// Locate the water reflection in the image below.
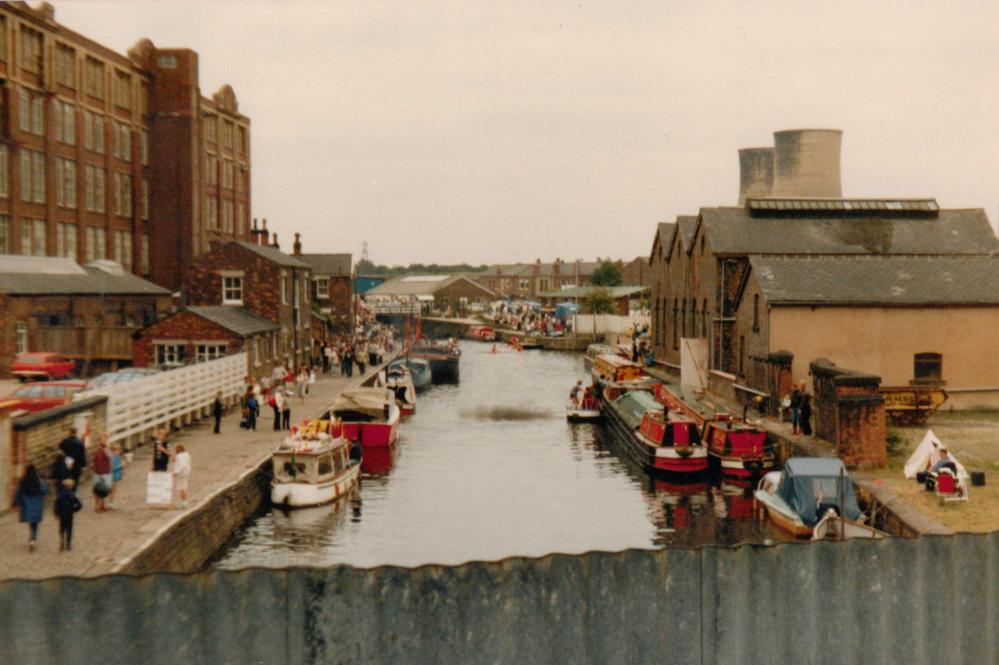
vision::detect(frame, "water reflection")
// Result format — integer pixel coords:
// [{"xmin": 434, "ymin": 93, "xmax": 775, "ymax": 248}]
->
[{"xmin": 213, "ymin": 342, "xmax": 786, "ymax": 571}]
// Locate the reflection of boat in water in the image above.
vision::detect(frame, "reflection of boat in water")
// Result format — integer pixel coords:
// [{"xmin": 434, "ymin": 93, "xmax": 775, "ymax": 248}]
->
[
  {"xmin": 604, "ymin": 390, "xmax": 709, "ymax": 475},
  {"xmin": 361, "ymin": 443, "xmax": 398, "ymax": 475},
  {"xmin": 271, "ymin": 497, "xmax": 349, "ymax": 533},
  {"xmin": 389, "ymin": 357, "xmax": 432, "ymax": 391},
  {"xmin": 754, "ymin": 458, "xmax": 888, "ymax": 540},
  {"xmin": 270, "ymin": 426, "xmax": 361, "ymax": 508}
]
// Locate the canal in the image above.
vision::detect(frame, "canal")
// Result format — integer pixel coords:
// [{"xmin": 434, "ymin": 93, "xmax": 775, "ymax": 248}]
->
[{"xmin": 212, "ymin": 341, "xmax": 788, "ymax": 570}]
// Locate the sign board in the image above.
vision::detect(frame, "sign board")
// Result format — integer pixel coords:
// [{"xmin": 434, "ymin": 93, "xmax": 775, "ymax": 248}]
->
[{"xmin": 146, "ymin": 471, "xmax": 173, "ymax": 506}]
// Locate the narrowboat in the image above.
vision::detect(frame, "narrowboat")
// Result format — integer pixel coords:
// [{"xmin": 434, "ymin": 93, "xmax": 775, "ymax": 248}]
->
[
  {"xmin": 385, "ymin": 365, "xmax": 417, "ymax": 416},
  {"xmin": 270, "ymin": 428, "xmax": 361, "ymax": 509},
  {"xmin": 656, "ymin": 385, "xmax": 774, "ymax": 477},
  {"xmin": 604, "ymin": 390, "xmax": 709, "ymax": 475},
  {"xmin": 583, "ymin": 343, "xmax": 617, "ymax": 370},
  {"xmin": 412, "ymin": 340, "xmax": 461, "ymax": 383},
  {"xmin": 466, "ymin": 325, "xmax": 496, "ymax": 341},
  {"xmin": 389, "ymin": 357, "xmax": 432, "ymax": 391},
  {"xmin": 326, "ymin": 387, "xmax": 400, "ymax": 447},
  {"xmin": 591, "ymin": 354, "xmax": 656, "ymax": 401},
  {"xmin": 754, "ymin": 458, "xmax": 887, "ymax": 540}
]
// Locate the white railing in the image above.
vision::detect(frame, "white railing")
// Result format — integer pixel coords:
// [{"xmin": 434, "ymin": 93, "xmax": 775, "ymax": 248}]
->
[
  {"xmin": 75, "ymin": 353, "xmax": 247, "ymax": 446},
  {"xmin": 573, "ymin": 314, "xmax": 651, "ymax": 335},
  {"xmin": 365, "ymin": 302, "xmax": 424, "ymax": 315}
]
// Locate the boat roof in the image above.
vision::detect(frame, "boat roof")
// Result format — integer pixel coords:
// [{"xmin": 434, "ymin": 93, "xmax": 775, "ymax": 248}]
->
[
  {"xmin": 331, "ymin": 387, "xmax": 393, "ymax": 417},
  {"xmin": 784, "ymin": 457, "xmax": 848, "ymax": 477},
  {"xmin": 596, "ymin": 354, "xmax": 641, "ymax": 368},
  {"xmin": 612, "ymin": 390, "xmax": 663, "ymax": 429}
]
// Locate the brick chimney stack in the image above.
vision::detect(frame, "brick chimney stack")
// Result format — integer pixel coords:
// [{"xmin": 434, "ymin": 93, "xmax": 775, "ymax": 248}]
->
[
  {"xmin": 293, "ymin": 232, "xmax": 302, "ymax": 256},
  {"xmin": 272, "ymin": 232, "xmax": 280, "ymax": 250},
  {"xmin": 260, "ymin": 218, "xmax": 270, "ymax": 246}
]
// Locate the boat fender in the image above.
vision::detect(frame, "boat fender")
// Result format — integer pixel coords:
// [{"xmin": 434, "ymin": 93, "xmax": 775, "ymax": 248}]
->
[{"xmin": 675, "ymin": 445, "xmax": 693, "ymax": 458}]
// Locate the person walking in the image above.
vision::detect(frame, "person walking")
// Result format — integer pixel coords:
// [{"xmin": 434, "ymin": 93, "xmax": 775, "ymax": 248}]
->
[
  {"xmin": 271, "ymin": 389, "xmax": 283, "ymax": 431},
  {"xmin": 799, "ymin": 383, "xmax": 813, "ymax": 436},
  {"xmin": 13, "ymin": 465, "xmax": 47, "ymax": 552},
  {"xmin": 342, "ymin": 344, "xmax": 353, "ymax": 378},
  {"xmin": 109, "ymin": 444, "xmax": 125, "ymax": 509},
  {"xmin": 356, "ymin": 341, "xmax": 367, "ymax": 376},
  {"xmin": 91, "ymin": 436, "xmax": 113, "ymax": 513},
  {"xmin": 172, "ymin": 444, "xmax": 192, "ymax": 509},
  {"xmin": 297, "ymin": 368, "xmax": 309, "ymax": 405},
  {"xmin": 54, "ymin": 479, "xmax": 82, "ymax": 551},
  {"xmin": 281, "ymin": 391, "xmax": 292, "ymax": 430},
  {"xmin": 59, "ymin": 427, "xmax": 87, "ymax": 492},
  {"xmin": 152, "ymin": 429, "xmax": 172, "ymax": 472},
  {"xmin": 789, "ymin": 384, "xmax": 803, "ymax": 435},
  {"xmin": 213, "ymin": 391, "xmax": 224, "ymax": 434},
  {"xmin": 245, "ymin": 392, "xmax": 258, "ymax": 430}
]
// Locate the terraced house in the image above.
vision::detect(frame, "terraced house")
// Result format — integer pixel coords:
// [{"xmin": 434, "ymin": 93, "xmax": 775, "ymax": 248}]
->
[{"xmin": 0, "ymin": 2, "xmax": 251, "ymax": 292}]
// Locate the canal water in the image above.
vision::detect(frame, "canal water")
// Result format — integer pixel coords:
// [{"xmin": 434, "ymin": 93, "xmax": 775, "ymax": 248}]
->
[{"xmin": 212, "ymin": 341, "xmax": 787, "ymax": 570}]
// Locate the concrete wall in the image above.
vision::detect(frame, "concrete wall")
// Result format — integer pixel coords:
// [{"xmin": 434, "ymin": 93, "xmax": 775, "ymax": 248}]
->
[
  {"xmin": 0, "ymin": 534, "xmax": 996, "ymax": 665},
  {"xmin": 770, "ymin": 306, "xmax": 999, "ymax": 409}
]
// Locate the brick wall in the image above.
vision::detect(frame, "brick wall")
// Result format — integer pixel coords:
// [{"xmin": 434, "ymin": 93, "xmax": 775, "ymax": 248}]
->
[
  {"xmin": 810, "ymin": 358, "xmax": 887, "ymax": 468},
  {"xmin": 315, "ymin": 275, "xmax": 352, "ymax": 331}
]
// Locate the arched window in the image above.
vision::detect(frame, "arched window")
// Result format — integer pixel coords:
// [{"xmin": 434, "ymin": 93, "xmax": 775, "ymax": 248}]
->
[
  {"xmin": 914, "ymin": 353, "xmax": 942, "ymax": 384},
  {"xmin": 701, "ymin": 298, "xmax": 708, "ymax": 338},
  {"xmin": 752, "ymin": 294, "xmax": 760, "ymax": 331},
  {"xmin": 681, "ymin": 299, "xmax": 687, "ymax": 340},
  {"xmin": 672, "ymin": 299, "xmax": 679, "ymax": 349}
]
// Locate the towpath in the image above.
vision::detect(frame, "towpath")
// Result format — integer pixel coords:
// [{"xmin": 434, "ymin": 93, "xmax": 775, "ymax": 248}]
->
[{"xmin": 0, "ymin": 369, "xmax": 374, "ymax": 581}]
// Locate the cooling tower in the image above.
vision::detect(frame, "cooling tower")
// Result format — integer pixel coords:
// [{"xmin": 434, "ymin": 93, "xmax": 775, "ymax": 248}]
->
[
  {"xmin": 771, "ymin": 129, "xmax": 842, "ymax": 197},
  {"xmin": 737, "ymin": 147, "xmax": 775, "ymax": 205}
]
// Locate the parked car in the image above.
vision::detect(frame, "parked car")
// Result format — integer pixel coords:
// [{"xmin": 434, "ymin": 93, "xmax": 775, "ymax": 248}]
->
[
  {"xmin": 10, "ymin": 352, "xmax": 76, "ymax": 381},
  {"xmin": 84, "ymin": 367, "xmax": 161, "ymax": 391},
  {"xmin": 2, "ymin": 380, "xmax": 87, "ymax": 413}
]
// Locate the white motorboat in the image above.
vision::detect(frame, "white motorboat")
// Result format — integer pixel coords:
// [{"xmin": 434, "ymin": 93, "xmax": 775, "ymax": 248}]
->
[{"xmin": 270, "ymin": 425, "xmax": 360, "ymax": 509}]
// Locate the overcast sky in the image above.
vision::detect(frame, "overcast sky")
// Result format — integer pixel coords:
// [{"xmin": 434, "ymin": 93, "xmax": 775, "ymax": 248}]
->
[{"xmin": 53, "ymin": 1, "xmax": 999, "ymax": 266}]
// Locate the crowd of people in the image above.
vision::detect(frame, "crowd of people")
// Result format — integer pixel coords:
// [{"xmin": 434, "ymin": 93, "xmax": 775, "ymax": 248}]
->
[{"xmin": 493, "ymin": 302, "xmax": 573, "ymax": 336}]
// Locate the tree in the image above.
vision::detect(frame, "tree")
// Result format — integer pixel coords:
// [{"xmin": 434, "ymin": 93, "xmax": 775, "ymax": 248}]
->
[
  {"xmin": 582, "ymin": 287, "xmax": 615, "ymax": 315},
  {"xmin": 591, "ymin": 259, "xmax": 622, "ymax": 287}
]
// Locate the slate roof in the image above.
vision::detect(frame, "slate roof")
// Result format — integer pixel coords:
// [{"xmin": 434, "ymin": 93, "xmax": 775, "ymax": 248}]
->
[
  {"xmin": 0, "ymin": 256, "xmax": 171, "ymax": 296},
  {"xmin": 676, "ymin": 215, "xmax": 698, "ymax": 252},
  {"xmin": 652, "ymin": 222, "xmax": 676, "ymax": 260},
  {"xmin": 700, "ymin": 207, "xmax": 999, "ymax": 256},
  {"xmin": 297, "ymin": 253, "xmax": 353, "ymax": 276},
  {"xmin": 232, "ymin": 241, "xmax": 310, "ymax": 268},
  {"xmin": 365, "ymin": 275, "xmax": 497, "ymax": 297},
  {"xmin": 483, "ymin": 260, "xmax": 602, "ymax": 277},
  {"xmin": 751, "ymin": 255, "xmax": 999, "ymax": 305},
  {"xmin": 186, "ymin": 306, "xmax": 279, "ymax": 336},
  {"xmin": 537, "ymin": 285, "xmax": 649, "ymax": 299}
]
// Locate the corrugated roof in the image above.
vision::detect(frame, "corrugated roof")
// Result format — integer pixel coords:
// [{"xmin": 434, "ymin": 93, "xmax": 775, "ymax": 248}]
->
[
  {"xmin": 537, "ymin": 285, "xmax": 649, "ymax": 299},
  {"xmin": 0, "ymin": 257, "xmax": 170, "ymax": 295},
  {"xmin": 365, "ymin": 275, "xmax": 496, "ymax": 297},
  {"xmin": 297, "ymin": 253, "xmax": 352, "ymax": 276},
  {"xmin": 186, "ymin": 306, "xmax": 279, "ymax": 336},
  {"xmin": 751, "ymin": 255, "xmax": 999, "ymax": 305},
  {"xmin": 232, "ymin": 241, "xmax": 310, "ymax": 268},
  {"xmin": 701, "ymin": 207, "xmax": 999, "ymax": 256}
]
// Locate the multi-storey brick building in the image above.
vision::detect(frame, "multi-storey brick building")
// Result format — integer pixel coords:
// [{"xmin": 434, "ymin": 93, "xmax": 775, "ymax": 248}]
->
[
  {"xmin": 0, "ymin": 3, "xmax": 250, "ymax": 291},
  {"xmin": 292, "ymin": 235, "xmax": 353, "ymax": 333},
  {"xmin": 477, "ymin": 259, "xmax": 604, "ymax": 299}
]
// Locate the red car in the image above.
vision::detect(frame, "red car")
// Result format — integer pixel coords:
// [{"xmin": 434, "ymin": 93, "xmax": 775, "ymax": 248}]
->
[
  {"xmin": 2, "ymin": 380, "xmax": 87, "ymax": 413},
  {"xmin": 10, "ymin": 352, "xmax": 76, "ymax": 381}
]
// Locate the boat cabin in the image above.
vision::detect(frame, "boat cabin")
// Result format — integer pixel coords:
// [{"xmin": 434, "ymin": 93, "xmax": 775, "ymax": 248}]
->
[
  {"xmin": 272, "ymin": 440, "xmax": 351, "ymax": 485},
  {"xmin": 639, "ymin": 410, "xmax": 702, "ymax": 448},
  {"xmin": 328, "ymin": 387, "xmax": 395, "ymax": 423},
  {"xmin": 770, "ymin": 458, "xmax": 862, "ymax": 526},
  {"xmin": 593, "ymin": 354, "xmax": 645, "ymax": 384}
]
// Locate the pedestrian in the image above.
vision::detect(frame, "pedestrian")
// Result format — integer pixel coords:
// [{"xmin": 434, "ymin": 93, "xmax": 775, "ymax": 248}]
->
[
  {"xmin": 50, "ymin": 454, "xmax": 73, "ymax": 488},
  {"xmin": 790, "ymin": 384, "xmax": 802, "ymax": 435},
  {"xmin": 356, "ymin": 342, "xmax": 367, "ymax": 376},
  {"xmin": 342, "ymin": 345, "xmax": 353, "ymax": 377},
  {"xmin": 59, "ymin": 427, "xmax": 87, "ymax": 492},
  {"xmin": 213, "ymin": 390, "xmax": 224, "ymax": 434},
  {"xmin": 110, "ymin": 444, "xmax": 125, "ymax": 509},
  {"xmin": 54, "ymin": 479, "xmax": 82, "ymax": 551},
  {"xmin": 799, "ymin": 382, "xmax": 813, "ymax": 436},
  {"xmin": 330, "ymin": 345, "xmax": 340, "ymax": 375},
  {"xmin": 172, "ymin": 444, "xmax": 192, "ymax": 509},
  {"xmin": 152, "ymin": 429, "xmax": 172, "ymax": 472},
  {"xmin": 271, "ymin": 389, "xmax": 283, "ymax": 431},
  {"xmin": 281, "ymin": 391, "xmax": 292, "ymax": 430},
  {"xmin": 245, "ymin": 393, "xmax": 258, "ymax": 430},
  {"xmin": 91, "ymin": 435, "xmax": 113, "ymax": 513},
  {"xmin": 297, "ymin": 368, "xmax": 309, "ymax": 404},
  {"xmin": 13, "ymin": 465, "xmax": 47, "ymax": 552}
]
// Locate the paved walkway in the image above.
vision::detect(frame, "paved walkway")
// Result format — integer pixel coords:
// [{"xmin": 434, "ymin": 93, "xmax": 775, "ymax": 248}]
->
[{"xmin": 0, "ymin": 368, "xmax": 375, "ymax": 580}]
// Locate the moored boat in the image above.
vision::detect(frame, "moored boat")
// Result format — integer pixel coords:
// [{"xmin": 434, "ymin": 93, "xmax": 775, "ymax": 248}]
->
[
  {"xmin": 326, "ymin": 387, "xmax": 401, "ymax": 447},
  {"xmin": 466, "ymin": 324, "xmax": 496, "ymax": 341},
  {"xmin": 604, "ymin": 390, "xmax": 709, "ymax": 475},
  {"xmin": 583, "ymin": 343, "xmax": 617, "ymax": 370},
  {"xmin": 591, "ymin": 353, "xmax": 656, "ymax": 402},
  {"xmin": 754, "ymin": 458, "xmax": 887, "ymax": 539},
  {"xmin": 270, "ymin": 427, "xmax": 360, "ymax": 509},
  {"xmin": 412, "ymin": 340, "xmax": 461, "ymax": 383},
  {"xmin": 566, "ymin": 389, "xmax": 602, "ymax": 422},
  {"xmin": 385, "ymin": 366, "xmax": 417, "ymax": 416},
  {"xmin": 389, "ymin": 357, "xmax": 432, "ymax": 391}
]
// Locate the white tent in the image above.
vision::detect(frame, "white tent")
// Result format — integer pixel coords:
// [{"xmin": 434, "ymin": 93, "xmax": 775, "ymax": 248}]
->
[{"xmin": 904, "ymin": 430, "xmax": 969, "ymax": 483}]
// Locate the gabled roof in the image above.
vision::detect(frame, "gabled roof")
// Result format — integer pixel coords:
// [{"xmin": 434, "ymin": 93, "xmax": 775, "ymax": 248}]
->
[
  {"xmin": 700, "ymin": 207, "xmax": 998, "ymax": 256},
  {"xmin": 297, "ymin": 253, "xmax": 353, "ymax": 276},
  {"xmin": 0, "ymin": 256, "xmax": 170, "ymax": 296},
  {"xmin": 650, "ymin": 222, "xmax": 677, "ymax": 263},
  {"xmin": 537, "ymin": 285, "xmax": 649, "ymax": 299},
  {"xmin": 365, "ymin": 274, "xmax": 497, "ymax": 298},
  {"xmin": 186, "ymin": 306, "xmax": 279, "ymax": 336},
  {"xmin": 232, "ymin": 241, "xmax": 310, "ymax": 268},
  {"xmin": 751, "ymin": 255, "xmax": 999, "ymax": 306},
  {"xmin": 665, "ymin": 215, "xmax": 698, "ymax": 261}
]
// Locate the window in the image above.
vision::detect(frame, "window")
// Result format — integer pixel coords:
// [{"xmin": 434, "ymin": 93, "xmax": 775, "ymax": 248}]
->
[
  {"xmin": 157, "ymin": 54, "xmax": 178, "ymax": 69},
  {"xmin": 85, "ymin": 227, "xmax": 107, "ymax": 261},
  {"xmin": 141, "ymin": 179, "xmax": 150, "ymax": 220},
  {"xmin": 237, "ymin": 202, "xmax": 245, "ymax": 231},
  {"xmin": 281, "ymin": 272, "xmax": 288, "ymax": 304},
  {"xmin": 752, "ymin": 294, "xmax": 760, "ymax": 331},
  {"xmin": 0, "ymin": 17, "xmax": 7, "ymax": 61},
  {"xmin": 204, "ymin": 196, "xmax": 218, "ymax": 229},
  {"xmin": 56, "ymin": 44, "xmax": 76, "ymax": 87},
  {"xmin": 84, "ymin": 110, "xmax": 106, "ymax": 153},
  {"xmin": 86, "ymin": 165, "xmax": 106, "ymax": 212},
  {"xmin": 139, "ymin": 130, "xmax": 149, "ymax": 165},
  {"xmin": 55, "ymin": 158, "xmax": 77, "ymax": 208},
  {"xmin": 738, "ymin": 336, "xmax": 745, "ymax": 375},
  {"xmin": 114, "ymin": 71, "xmax": 132, "ymax": 109},
  {"xmin": 15, "ymin": 322, "xmax": 28, "ymax": 354},
  {"xmin": 222, "ymin": 275, "xmax": 243, "ymax": 304},
  {"xmin": 0, "ymin": 215, "xmax": 9, "ymax": 253},
  {"xmin": 518, "ymin": 278, "xmax": 529, "ymax": 290},
  {"xmin": 316, "ymin": 277, "xmax": 330, "ymax": 298},
  {"xmin": 114, "ymin": 172, "xmax": 133, "ymax": 216},
  {"xmin": 20, "ymin": 27, "xmax": 42, "ymax": 74},
  {"xmin": 222, "ymin": 120, "xmax": 234, "ymax": 149},
  {"xmin": 114, "ymin": 230, "xmax": 133, "ymax": 270},
  {"xmin": 114, "ymin": 121, "xmax": 131, "ymax": 160},
  {"xmin": 51, "ymin": 100, "xmax": 76, "ymax": 144},
  {"xmin": 701, "ymin": 298, "xmax": 708, "ymax": 339},
  {"xmin": 238, "ymin": 126, "xmax": 248, "ymax": 155},
  {"xmin": 204, "ymin": 114, "xmax": 217, "ymax": 143},
  {"xmin": 914, "ymin": 353, "xmax": 943, "ymax": 384},
  {"xmin": 56, "ymin": 222, "xmax": 77, "ymax": 259},
  {"xmin": 672, "ymin": 299, "xmax": 679, "ymax": 350},
  {"xmin": 21, "ymin": 218, "xmax": 45, "ymax": 256},
  {"xmin": 155, "ymin": 344, "xmax": 185, "ymax": 368},
  {"xmin": 20, "ymin": 150, "xmax": 45, "ymax": 203},
  {"xmin": 0, "ymin": 146, "xmax": 8, "ymax": 198},
  {"xmin": 222, "ymin": 199, "xmax": 233, "ymax": 232},
  {"xmin": 196, "ymin": 344, "xmax": 227, "ymax": 363},
  {"xmin": 140, "ymin": 233, "xmax": 150, "ymax": 274},
  {"xmin": 222, "ymin": 160, "xmax": 233, "ymax": 188},
  {"xmin": 252, "ymin": 338, "xmax": 261, "ymax": 366},
  {"xmin": 85, "ymin": 57, "xmax": 105, "ymax": 99},
  {"xmin": 18, "ymin": 89, "xmax": 44, "ymax": 135},
  {"xmin": 204, "ymin": 154, "xmax": 218, "ymax": 185}
]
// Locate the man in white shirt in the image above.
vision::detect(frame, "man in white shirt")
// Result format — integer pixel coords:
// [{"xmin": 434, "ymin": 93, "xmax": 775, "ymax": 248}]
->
[{"xmin": 172, "ymin": 444, "xmax": 192, "ymax": 509}]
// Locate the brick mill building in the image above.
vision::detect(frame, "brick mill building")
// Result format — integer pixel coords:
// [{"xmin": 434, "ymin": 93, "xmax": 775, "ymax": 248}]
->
[
  {"xmin": 0, "ymin": 254, "xmax": 171, "ymax": 377},
  {"xmin": 649, "ymin": 128, "xmax": 999, "ymax": 411},
  {"xmin": 0, "ymin": 2, "xmax": 251, "ymax": 291}
]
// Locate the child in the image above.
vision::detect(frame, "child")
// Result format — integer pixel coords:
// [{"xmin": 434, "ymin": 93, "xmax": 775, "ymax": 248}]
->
[
  {"xmin": 110, "ymin": 444, "xmax": 125, "ymax": 509},
  {"xmin": 54, "ymin": 479, "xmax": 83, "ymax": 551}
]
